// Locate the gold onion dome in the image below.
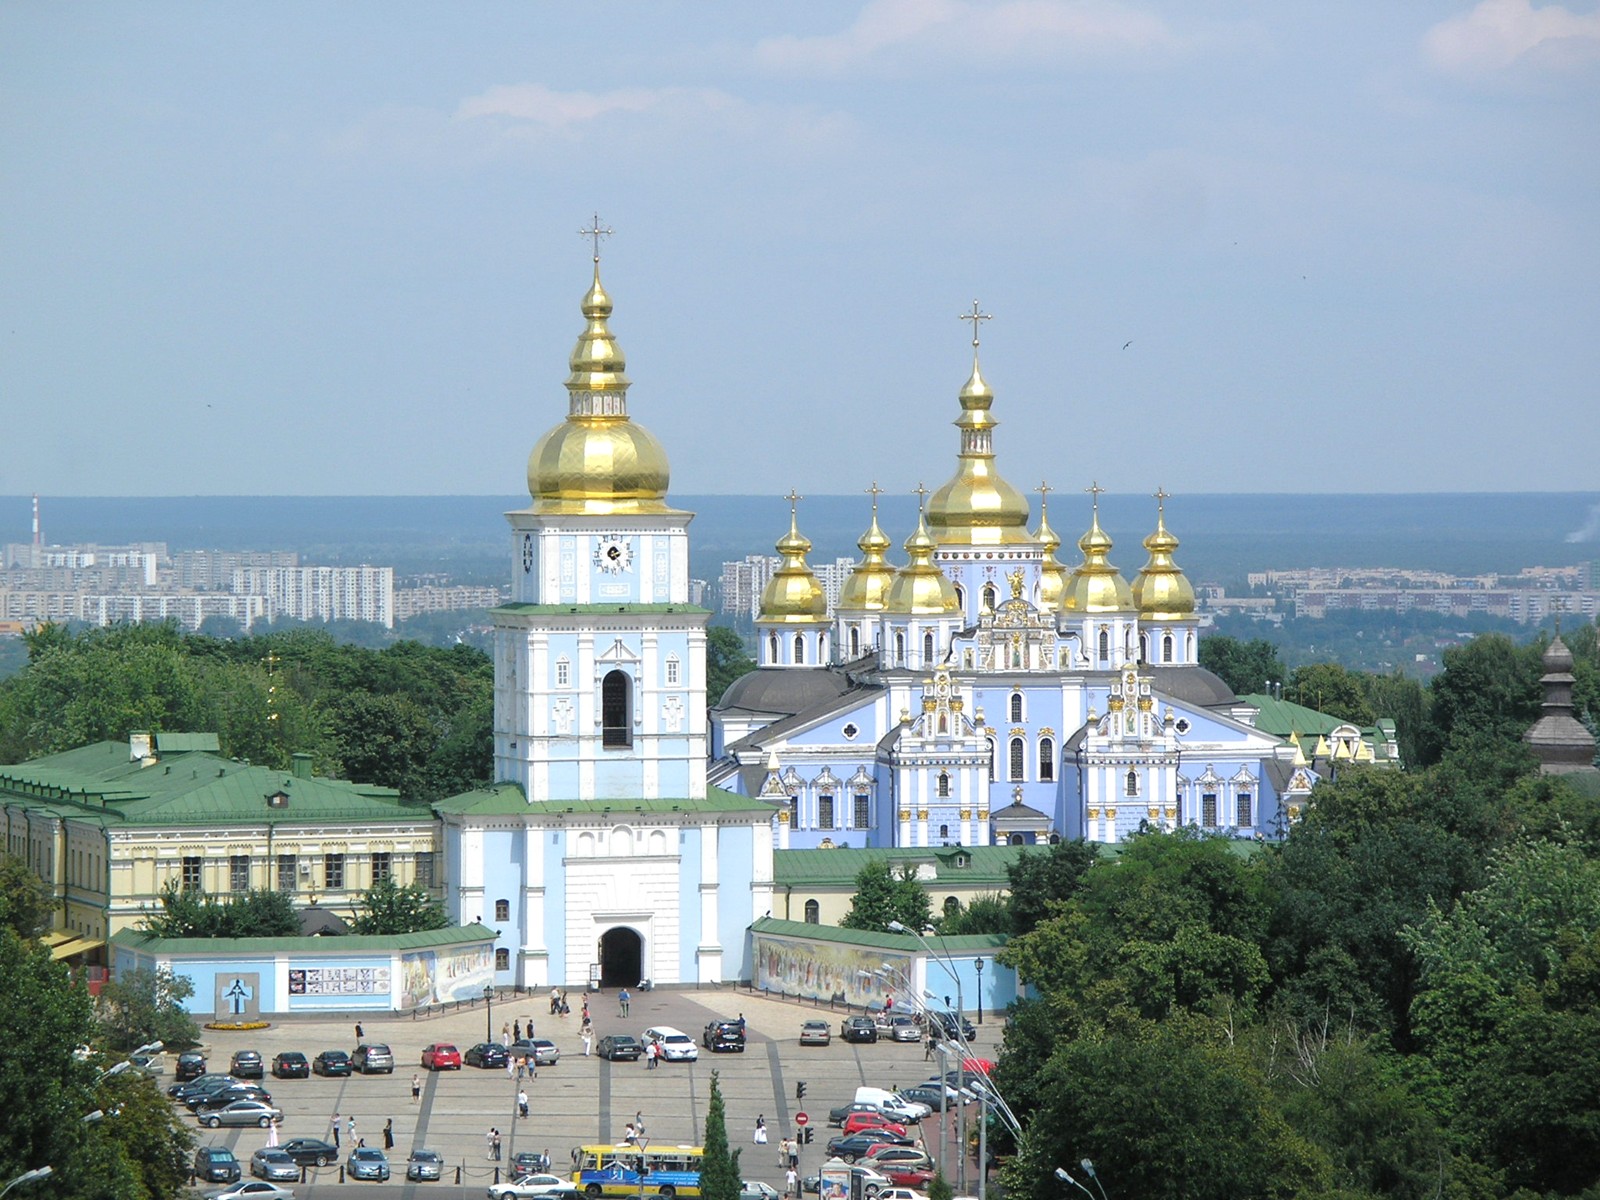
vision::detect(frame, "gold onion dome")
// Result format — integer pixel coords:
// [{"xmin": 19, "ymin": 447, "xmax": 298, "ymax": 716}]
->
[
  {"xmin": 926, "ymin": 307, "xmax": 1032, "ymax": 546},
  {"xmin": 759, "ymin": 495, "xmax": 829, "ymax": 623},
  {"xmin": 1133, "ymin": 490, "xmax": 1196, "ymax": 621},
  {"xmin": 527, "ymin": 256, "xmax": 673, "ymax": 514},
  {"xmin": 1062, "ymin": 485, "xmax": 1134, "ymax": 613},
  {"xmin": 887, "ymin": 495, "xmax": 961, "ymax": 615},
  {"xmin": 1034, "ymin": 487, "xmax": 1068, "ymax": 613},
  {"xmin": 839, "ymin": 485, "xmax": 898, "ymax": 612}
]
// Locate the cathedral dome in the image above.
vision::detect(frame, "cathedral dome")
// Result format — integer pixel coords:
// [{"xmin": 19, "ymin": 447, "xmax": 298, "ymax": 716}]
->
[
  {"xmin": 526, "ymin": 265, "xmax": 674, "ymax": 514},
  {"xmin": 1034, "ymin": 491, "xmax": 1067, "ymax": 613},
  {"xmin": 759, "ymin": 500, "xmax": 829, "ymax": 623},
  {"xmin": 1062, "ymin": 491, "xmax": 1134, "ymax": 613},
  {"xmin": 1132, "ymin": 493, "xmax": 1195, "ymax": 621},
  {"xmin": 887, "ymin": 507, "xmax": 961, "ymax": 615},
  {"xmin": 838, "ymin": 489, "xmax": 898, "ymax": 612},
  {"xmin": 926, "ymin": 323, "xmax": 1032, "ymax": 546}
]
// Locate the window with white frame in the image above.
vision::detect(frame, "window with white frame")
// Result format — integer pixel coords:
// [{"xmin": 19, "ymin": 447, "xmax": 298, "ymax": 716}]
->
[
  {"xmin": 1236, "ymin": 792, "xmax": 1253, "ymax": 827},
  {"xmin": 665, "ymin": 655, "xmax": 680, "ymax": 686},
  {"xmin": 1009, "ymin": 737, "xmax": 1025, "ymax": 781},
  {"xmin": 1125, "ymin": 769, "xmax": 1139, "ymax": 796},
  {"xmin": 817, "ymin": 793, "xmax": 835, "ymax": 829},
  {"xmin": 324, "ymin": 853, "xmax": 345, "ymax": 890},
  {"xmin": 1009, "ymin": 692, "xmax": 1023, "ymax": 722},
  {"xmin": 937, "ymin": 771, "xmax": 950, "ymax": 798},
  {"xmin": 1202, "ymin": 792, "xmax": 1218, "ymax": 827},
  {"xmin": 182, "ymin": 856, "xmax": 203, "ymax": 892},
  {"xmin": 230, "ymin": 855, "xmax": 249, "ymax": 893},
  {"xmin": 853, "ymin": 791, "xmax": 870, "ymax": 828},
  {"xmin": 371, "ymin": 852, "xmax": 392, "ymax": 883},
  {"xmin": 1039, "ymin": 737, "xmax": 1055, "ymax": 782},
  {"xmin": 555, "ymin": 656, "xmax": 571, "ymax": 688}
]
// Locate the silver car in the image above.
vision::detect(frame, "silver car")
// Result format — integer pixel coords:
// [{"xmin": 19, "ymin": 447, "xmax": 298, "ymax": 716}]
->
[
  {"xmin": 203, "ymin": 1184, "xmax": 295, "ymax": 1200},
  {"xmin": 406, "ymin": 1150, "xmax": 444, "ymax": 1182},
  {"xmin": 250, "ymin": 1150, "xmax": 299, "ymax": 1182},
  {"xmin": 198, "ymin": 1100, "xmax": 283, "ymax": 1129}
]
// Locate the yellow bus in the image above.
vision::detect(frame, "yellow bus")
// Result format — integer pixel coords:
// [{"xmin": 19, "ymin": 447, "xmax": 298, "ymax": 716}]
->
[{"xmin": 575, "ymin": 1144, "xmax": 705, "ymax": 1200}]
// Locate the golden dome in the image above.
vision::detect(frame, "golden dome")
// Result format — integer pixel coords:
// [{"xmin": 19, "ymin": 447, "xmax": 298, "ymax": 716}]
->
[
  {"xmin": 1062, "ymin": 485, "xmax": 1134, "ymax": 613},
  {"xmin": 887, "ymin": 495, "xmax": 961, "ymax": 615},
  {"xmin": 526, "ymin": 260, "xmax": 676, "ymax": 515},
  {"xmin": 926, "ymin": 309, "xmax": 1032, "ymax": 547},
  {"xmin": 759, "ymin": 495, "xmax": 829, "ymax": 624},
  {"xmin": 1133, "ymin": 490, "xmax": 1196, "ymax": 621},
  {"xmin": 838, "ymin": 484, "xmax": 898, "ymax": 612},
  {"xmin": 1034, "ymin": 485, "xmax": 1067, "ymax": 614}
]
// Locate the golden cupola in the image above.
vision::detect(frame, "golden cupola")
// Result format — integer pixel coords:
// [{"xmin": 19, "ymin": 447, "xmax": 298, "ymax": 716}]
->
[
  {"xmin": 1062, "ymin": 485, "xmax": 1134, "ymax": 613},
  {"xmin": 1133, "ymin": 489, "xmax": 1196, "ymax": 621},
  {"xmin": 926, "ymin": 303, "xmax": 1031, "ymax": 546},
  {"xmin": 887, "ymin": 492, "xmax": 961, "ymax": 615},
  {"xmin": 1034, "ymin": 485, "xmax": 1068, "ymax": 614},
  {"xmin": 526, "ymin": 247, "xmax": 674, "ymax": 514},
  {"xmin": 759, "ymin": 494, "xmax": 829, "ymax": 624},
  {"xmin": 838, "ymin": 484, "xmax": 898, "ymax": 612}
]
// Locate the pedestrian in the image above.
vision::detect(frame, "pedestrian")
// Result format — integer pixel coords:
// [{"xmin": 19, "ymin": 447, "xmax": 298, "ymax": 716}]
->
[
  {"xmin": 786, "ymin": 1167, "xmax": 798, "ymax": 1198},
  {"xmin": 559, "ymin": 991, "xmax": 569, "ymax": 1017},
  {"xmin": 383, "ymin": 1119, "xmax": 394, "ymax": 1151},
  {"xmin": 645, "ymin": 1041, "xmax": 657, "ymax": 1070},
  {"xmin": 502, "ymin": 1021, "xmax": 512, "ymax": 1046},
  {"xmin": 541, "ymin": 1150, "xmax": 552, "ymax": 1173},
  {"xmin": 518, "ymin": 1088, "xmax": 530, "ymax": 1119},
  {"xmin": 581, "ymin": 998, "xmax": 590, "ymax": 1022},
  {"xmin": 492, "ymin": 1128, "xmax": 502, "ymax": 1161},
  {"xmin": 412, "ymin": 1072, "xmax": 422, "ymax": 1100},
  {"xmin": 355, "ymin": 1022, "xmax": 365, "ymax": 1040},
  {"xmin": 516, "ymin": 1058, "xmax": 525, "ymax": 1082},
  {"xmin": 754, "ymin": 1115, "xmax": 767, "ymax": 1145},
  {"xmin": 635, "ymin": 1112, "xmax": 645, "ymax": 1138},
  {"xmin": 514, "ymin": 1018, "xmax": 523, "ymax": 1042},
  {"xmin": 346, "ymin": 1115, "xmax": 356, "ymax": 1144},
  {"xmin": 507, "ymin": 1055, "xmax": 516, "ymax": 1081},
  {"xmin": 623, "ymin": 1123, "xmax": 637, "ymax": 1146},
  {"xmin": 330, "ymin": 1113, "xmax": 341, "ymax": 1150},
  {"xmin": 788, "ymin": 1143, "xmax": 799, "ymax": 1171},
  {"xmin": 582, "ymin": 1028, "xmax": 593, "ymax": 1057},
  {"xmin": 778, "ymin": 1137, "xmax": 789, "ymax": 1168},
  {"xmin": 267, "ymin": 1120, "xmax": 278, "ymax": 1148},
  {"xmin": 737, "ymin": 1013, "xmax": 746, "ymax": 1034},
  {"xmin": 619, "ymin": 987, "xmax": 631, "ymax": 1017},
  {"xmin": 925, "ymin": 1032, "xmax": 936, "ymax": 1061}
]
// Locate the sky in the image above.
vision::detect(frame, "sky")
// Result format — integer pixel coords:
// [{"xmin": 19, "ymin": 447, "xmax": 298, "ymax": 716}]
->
[{"xmin": 2, "ymin": 1, "xmax": 1597, "ymax": 500}]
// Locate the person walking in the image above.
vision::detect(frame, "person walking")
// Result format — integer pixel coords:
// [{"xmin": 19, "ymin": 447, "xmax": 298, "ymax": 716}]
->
[
  {"xmin": 787, "ymin": 1142, "xmax": 799, "ymax": 1172},
  {"xmin": 412, "ymin": 1072, "xmax": 422, "ymax": 1101},
  {"xmin": 550, "ymin": 987, "xmax": 560, "ymax": 1015},
  {"xmin": 354, "ymin": 1022, "xmax": 364, "ymax": 1040},
  {"xmin": 623, "ymin": 1123, "xmax": 637, "ymax": 1146},
  {"xmin": 581, "ymin": 998, "xmax": 590, "ymax": 1023},
  {"xmin": 514, "ymin": 1018, "xmax": 523, "ymax": 1042},
  {"xmin": 778, "ymin": 1137, "xmax": 789, "ymax": 1169},
  {"xmin": 346, "ymin": 1115, "xmax": 357, "ymax": 1145},
  {"xmin": 517, "ymin": 1088, "xmax": 530, "ymax": 1119},
  {"xmin": 582, "ymin": 1028, "xmax": 593, "ymax": 1057},
  {"xmin": 330, "ymin": 1114, "xmax": 341, "ymax": 1150},
  {"xmin": 619, "ymin": 987, "xmax": 631, "ymax": 1017},
  {"xmin": 754, "ymin": 1115, "xmax": 767, "ymax": 1145},
  {"xmin": 383, "ymin": 1119, "xmax": 394, "ymax": 1151},
  {"xmin": 502, "ymin": 1021, "xmax": 512, "ymax": 1046},
  {"xmin": 785, "ymin": 1167, "xmax": 798, "ymax": 1198},
  {"xmin": 645, "ymin": 1040, "xmax": 657, "ymax": 1070}
]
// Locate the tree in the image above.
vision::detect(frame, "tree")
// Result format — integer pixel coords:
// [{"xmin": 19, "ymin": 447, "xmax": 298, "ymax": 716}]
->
[
  {"xmin": 1289, "ymin": 662, "xmax": 1376, "ymax": 726},
  {"xmin": 331, "ymin": 691, "xmax": 438, "ymax": 794},
  {"xmin": 0, "ymin": 853, "xmax": 52, "ymax": 940},
  {"xmin": 1199, "ymin": 635, "xmax": 1286, "ymax": 697},
  {"xmin": 1421, "ymin": 633, "xmax": 1542, "ymax": 764},
  {"xmin": 840, "ymin": 860, "xmax": 933, "ymax": 934},
  {"xmin": 927, "ymin": 1171, "xmax": 954, "ymax": 1200},
  {"xmin": 701, "ymin": 1070, "xmax": 741, "ymax": 1200},
  {"xmin": 707, "ymin": 625, "xmax": 757, "ymax": 706},
  {"xmin": 1005, "ymin": 839, "xmax": 1098, "ymax": 934},
  {"xmin": 96, "ymin": 967, "xmax": 201, "ymax": 1053},
  {"xmin": 349, "ymin": 877, "xmax": 449, "ymax": 935},
  {"xmin": 139, "ymin": 880, "xmax": 298, "ymax": 939},
  {"xmin": 937, "ymin": 893, "xmax": 1013, "ymax": 936}
]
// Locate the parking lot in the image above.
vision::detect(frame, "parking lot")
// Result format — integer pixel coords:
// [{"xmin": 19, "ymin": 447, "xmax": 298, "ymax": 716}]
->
[{"xmin": 179, "ymin": 986, "xmax": 1004, "ymax": 1198}]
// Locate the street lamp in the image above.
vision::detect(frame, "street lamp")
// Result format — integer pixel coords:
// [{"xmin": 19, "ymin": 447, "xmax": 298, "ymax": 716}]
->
[
  {"xmin": 1054, "ymin": 1167, "xmax": 1095, "ymax": 1200},
  {"xmin": 973, "ymin": 958, "xmax": 984, "ymax": 1024},
  {"xmin": 1080, "ymin": 1159, "xmax": 1109, "ymax": 1200},
  {"xmin": 483, "ymin": 983, "xmax": 495, "ymax": 1042},
  {"xmin": 0, "ymin": 1168, "xmax": 52, "ymax": 1198}
]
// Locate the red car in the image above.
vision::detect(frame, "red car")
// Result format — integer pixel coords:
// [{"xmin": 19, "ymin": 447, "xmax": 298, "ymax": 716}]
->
[
  {"xmin": 842, "ymin": 1112, "xmax": 908, "ymax": 1138},
  {"xmin": 420, "ymin": 1043, "xmax": 461, "ymax": 1071},
  {"xmin": 882, "ymin": 1166, "xmax": 937, "ymax": 1189}
]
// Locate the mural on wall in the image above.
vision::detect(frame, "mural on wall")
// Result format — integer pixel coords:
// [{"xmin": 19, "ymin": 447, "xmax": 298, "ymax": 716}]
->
[
  {"xmin": 753, "ymin": 935, "xmax": 913, "ymax": 1006},
  {"xmin": 288, "ymin": 966, "xmax": 392, "ymax": 996},
  {"xmin": 214, "ymin": 972, "xmax": 262, "ymax": 1020},
  {"xmin": 400, "ymin": 943, "xmax": 494, "ymax": 1009}
]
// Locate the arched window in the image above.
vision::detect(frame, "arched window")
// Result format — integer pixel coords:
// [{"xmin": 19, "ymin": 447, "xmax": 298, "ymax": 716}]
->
[
  {"xmin": 954, "ymin": 584, "xmax": 966, "ymax": 611},
  {"xmin": 494, "ymin": 948, "xmax": 510, "ymax": 970},
  {"xmin": 1098, "ymin": 629, "xmax": 1110, "ymax": 660},
  {"xmin": 849, "ymin": 627, "xmax": 861, "ymax": 658},
  {"xmin": 1125, "ymin": 768, "xmax": 1139, "ymax": 796},
  {"xmin": 555, "ymin": 656, "xmax": 571, "ymax": 688},
  {"xmin": 818, "ymin": 633, "xmax": 828, "ymax": 661},
  {"xmin": 794, "ymin": 633, "xmax": 805, "ymax": 664},
  {"xmin": 1038, "ymin": 736, "xmax": 1055, "ymax": 782},
  {"xmin": 937, "ymin": 771, "xmax": 950, "ymax": 798},
  {"xmin": 923, "ymin": 631, "xmax": 935, "ymax": 662},
  {"xmin": 602, "ymin": 670, "xmax": 632, "ymax": 747},
  {"xmin": 1009, "ymin": 833, "xmax": 1025, "ymax": 846},
  {"xmin": 987, "ymin": 739, "xmax": 997, "ymax": 782},
  {"xmin": 1009, "ymin": 737, "xmax": 1025, "ymax": 781},
  {"xmin": 1162, "ymin": 633, "xmax": 1174, "ymax": 663},
  {"xmin": 767, "ymin": 633, "xmax": 778, "ymax": 661},
  {"xmin": 803, "ymin": 899, "xmax": 820, "ymax": 924},
  {"xmin": 1009, "ymin": 692, "xmax": 1023, "ymax": 722},
  {"xmin": 494, "ymin": 899, "xmax": 510, "ymax": 922},
  {"xmin": 943, "ymin": 896, "xmax": 960, "ymax": 917},
  {"xmin": 895, "ymin": 632, "xmax": 906, "ymax": 663},
  {"xmin": 1139, "ymin": 634, "xmax": 1148, "ymax": 662},
  {"xmin": 665, "ymin": 655, "xmax": 681, "ymax": 685},
  {"xmin": 939, "ymin": 825, "xmax": 950, "ymax": 841},
  {"xmin": 982, "ymin": 584, "xmax": 998, "ymax": 610}
]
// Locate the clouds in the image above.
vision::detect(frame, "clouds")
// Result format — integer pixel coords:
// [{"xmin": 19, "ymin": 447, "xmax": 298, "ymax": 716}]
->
[
  {"xmin": 1423, "ymin": 0, "xmax": 1600, "ymax": 77},
  {"xmin": 455, "ymin": 83, "xmax": 738, "ymax": 130},
  {"xmin": 752, "ymin": 0, "xmax": 1182, "ymax": 74}
]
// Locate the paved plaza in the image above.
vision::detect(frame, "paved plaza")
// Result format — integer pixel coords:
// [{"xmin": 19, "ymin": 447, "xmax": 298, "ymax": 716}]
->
[{"xmin": 181, "ymin": 986, "xmax": 1005, "ymax": 1198}]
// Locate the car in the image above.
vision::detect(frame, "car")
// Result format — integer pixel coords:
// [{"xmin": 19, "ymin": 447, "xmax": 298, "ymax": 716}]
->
[
  {"xmin": 876, "ymin": 1189, "xmax": 929, "ymax": 1200},
  {"xmin": 198, "ymin": 1099, "xmax": 283, "ymax": 1129},
  {"xmin": 195, "ymin": 1147, "xmax": 243, "ymax": 1183},
  {"xmin": 642, "ymin": 1026, "xmax": 699, "ymax": 1061},
  {"xmin": 279, "ymin": 1139, "xmax": 340, "ymax": 1168},
  {"xmin": 898, "ymin": 1084, "xmax": 967, "ymax": 1110},
  {"xmin": 347, "ymin": 1147, "xmax": 391, "ymax": 1182},
  {"xmin": 879, "ymin": 1167, "xmax": 936, "ymax": 1189},
  {"xmin": 230, "ymin": 1050, "xmax": 265, "ymax": 1079},
  {"xmin": 800, "ymin": 1020, "xmax": 831, "ymax": 1046},
  {"xmin": 465, "ymin": 1042, "xmax": 509, "ymax": 1069},
  {"xmin": 508, "ymin": 1038, "xmax": 561, "ymax": 1066},
  {"xmin": 202, "ymin": 1184, "xmax": 295, "ymax": 1200},
  {"xmin": 703, "ymin": 1020, "xmax": 746, "ymax": 1052},
  {"xmin": 596, "ymin": 1035, "xmax": 642, "ymax": 1061},
  {"xmin": 862, "ymin": 1147, "xmax": 935, "ymax": 1171},
  {"xmin": 927, "ymin": 1012, "xmax": 977, "ymax": 1043},
  {"xmin": 131, "ymin": 1051, "xmax": 164, "ymax": 1075},
  {"xmin": 250, "ymin": 1150, "xmax": 301, "ymax": 1182},
  {"xmin": 312, "ymin": 1050, "xmax": 352, "ymax": 1077},
  {"xmin": 742, "ymin": 1184, "xmax": 783, "ymax": 1200},
  {"xmin": 511, "ymin": 1152, "xmax": 546, "ymax": 1177},
  {"xmin": 842, "ymin": 1113, "xmax": 908, "ymax": 1138},
  {"xmin": 487, "ymin": 1173, "xmax": 573, "ymax": 1199},
  {"xmin": 406, "ymin": 1150, "xmax": 444, "ymax": 1182},
  {"xmin": 421, "ymin": 1042, "xmax": 462, "ymax": 1070},
  {"xmin": 169, "ymin": 1073, "xmax": 235, "ymax": 1100},
  {"xmin": 826, "ymin": 1133, "xmax": 914, "ymax": 1160},
  {"xmin": 887, "ymin": 1016, "xmax": 922, "ymax": 1043},
  {"xmin": 841, "ymin": 1016, "xmax": 878, "ymax": 1044},
  {"xmin": 352, "ymin": 1043, "xmax": 395, "ymax": 1074},
  {"xmin": 801, "ymin": 1165, "xmax": 889, "ymax": 1197},
  {"xmin": 174, "ymin": 1052, "xmax": 208, "ymax": 1081},
  {"xmin": 271, "ymin": 1052, "xmax": 309, "ymax": 1079},
  {"xmin": 829, "ymin": 1101, "xmax": 893, "ymax": 1126},
  {"xmin": 190, "ymin": 1085, "xmax": 271, "ymax": 1112}
]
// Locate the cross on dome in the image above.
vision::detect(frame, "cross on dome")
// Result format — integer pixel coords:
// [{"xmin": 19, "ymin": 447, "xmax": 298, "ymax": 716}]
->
[
  {"xmin": 785, "ymin": 488, "xmax": 803, "ymax": 517},
  {"xmin": 865, "ymin": 481, "xmax": 884, "ymax": 515},
  {"xmin": 579, "ymin": 214, "xmax": 613, "ymax": 264},
  {"xmin": 959, "ymin": 300, "xmax": 992, "ymax": 353},
  {"xmin": 1154, "ymin": 486, "xmax": 1170, "ymax": 514}
]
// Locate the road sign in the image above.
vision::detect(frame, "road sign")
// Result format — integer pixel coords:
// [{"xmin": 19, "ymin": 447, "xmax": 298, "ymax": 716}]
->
[{"xmin": 795, "ymin": 1112, "xmax": 809, "ymax": 1126}]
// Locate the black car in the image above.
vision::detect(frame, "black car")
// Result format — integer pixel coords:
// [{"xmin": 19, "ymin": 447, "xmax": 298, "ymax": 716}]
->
[
  {"xmin": 841, "ymin": 1016, "xmax": 878, "ymax": 1043},
  {"xmin": 168, "ymin": 1073, "xmax": 233, "ymax": 1099},
  {"xmin": 174, "ymin": 1052, "xmax": 208, "ymax": 1081},
  {"xmin": 703, "ymin": 1020, "xmax": 746, "ymax": 1052},
  {"xmin": 825, "ymin": 1133, "xmax": 914, "ymax": 1162},
  {"xmin": 899, "ymin": 1084, "xmax": 963, "ymax": 1111},
  {"xmin": 312, "ymin": 1049, "xmax": 353, "ymax": 1077},
  {"xmin": 928, "ymin": 1012, "xmax": 977, "ymax": 1043},
  {"xmin": 190, "ymin": 1084, "xmax": 271, "ymax": 1112},
  {"xmin": 194, "ymin": 1146, "xmax": 242, "ymax": 1183},
  {"xmin": 596, "ymin": 1035, "xmax": 642, "ymax": 1061},
  {"xmin": 230, "ymin": 1050, "xmax": 265, "ymax": 1079},
  {"xmin": 464, "ymin": 1042, "xmax": 509, "ymax": 1069},
  {"xmin": 271, "ymin": 1052, "xmax": 309, "ymax": 1079},
  {"xmin": 279, "ymin": 1138, "xmax": 341, "ymax": 1168}
]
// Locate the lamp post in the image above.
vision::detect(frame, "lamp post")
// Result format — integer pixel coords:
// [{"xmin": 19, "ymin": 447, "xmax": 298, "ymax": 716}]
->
[
  {"xmin": 1080, "ymin": 1159, "xmax": 1109, "ymax": 1200},
  {"xmin": 483, "ymin": 983, "xmax": 495, "ymax": 1042},
  {"xmin": 973, "ymin": 958, "xmax": 984, "ymax": 1024},
  {"xmin": 888, "ymin": 922, "xmax": 969, "ymax": 1196},
  {"xmin": 1054, "ymin": 1167, "xmax": 1095, "ymax": 1200},
  {"xmin": 0, "ymin": 1168, "xmax": 52, "ymax": 1198}
]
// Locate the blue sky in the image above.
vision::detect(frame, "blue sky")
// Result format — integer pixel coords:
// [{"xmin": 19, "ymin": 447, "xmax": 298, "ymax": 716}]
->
[{"xmin": 2, "ymin": 1, "xmax": 1596, "ymax": 498}]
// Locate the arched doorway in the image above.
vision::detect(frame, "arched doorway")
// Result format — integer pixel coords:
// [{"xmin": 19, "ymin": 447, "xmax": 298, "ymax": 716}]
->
[{"xmin": 598, "ymin": 926, "xmax": 643, "ymax": 988}]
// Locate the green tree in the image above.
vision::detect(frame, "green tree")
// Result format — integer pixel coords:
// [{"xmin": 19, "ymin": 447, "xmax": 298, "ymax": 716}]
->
[
  {"xmin": 139, "ymin": 880, "xmax": 298, "ymax": 939},
  {"xmin": 700, "ymin": 1070, "xmax": 741, "ymax": 1200},
  {"xmin": 926, "ymin": 1171, "xmax": 954, "ymax": 1200},
  {"xmin": 937, "ymin": 893, "xmax": 1012, "ymax": 936},
  {"xmin": 1199, "ymin": 635, "xmax": 1287, "ymax": 696},
  {"xmin": 1359, "ymin": 671, "xmax": 1428, "ymax": 769},
  {"xmin": 0, "ymin": 853, "xmax": 52, "ymax": 939},
  {"xmin": 331, "ymin": 690, "xmax": 438, "ymax": 794},
  {"xmin": 1005, "ymin": 839, "xmax": 1098, "ymax": 934},
  {"xmin": 1289, "ymin": 662, "xmax": 1376, "ymax": 726},
  {"xmin": 349, "ymin": 877, "xmax": 449, "ymax": 935},
  {"xmin": 707, "ymin": 625, "xmax": 757, "ymax": 706},
  {"xmin": 95, "ymin": 966, "xmax": 201, "ymax": 1053},
  {"xmin": 840, "ymin": 860, "xmax": 933, "ymax": 934},
  {"xmin": 1421, "ymin": 633, "xmax": 1542, "ymax": 764}
]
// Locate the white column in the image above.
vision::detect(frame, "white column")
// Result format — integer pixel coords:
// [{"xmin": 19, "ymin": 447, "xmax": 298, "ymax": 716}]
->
[
  {"xmin": 697, "ymin": 824, "xmax": 723, "ymax": 983},
  {"xmin": 521, "ymin": 823, "xmax": 548, "ymax": 987}
]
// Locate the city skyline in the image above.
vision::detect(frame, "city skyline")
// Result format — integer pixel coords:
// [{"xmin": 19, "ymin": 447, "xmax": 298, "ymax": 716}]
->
[{"xmin": 3, "ymin": 2, "xmax": 1597, "ymax": 498}]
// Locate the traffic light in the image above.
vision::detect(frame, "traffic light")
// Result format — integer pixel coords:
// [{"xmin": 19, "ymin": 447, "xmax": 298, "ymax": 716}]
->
[
  {"xmin": 801, "ymin": 1127, "xmax": 814, "ymax": 1145},
  {"xmin": 796, "ymin": 1081, "xmax": 806, "ymax": 1101}
]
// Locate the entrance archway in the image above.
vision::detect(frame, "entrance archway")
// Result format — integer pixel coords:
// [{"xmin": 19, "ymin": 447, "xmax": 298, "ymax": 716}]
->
[{"xmin": 598, "ymin": 926, "xmax": 644, "ymax": 988}]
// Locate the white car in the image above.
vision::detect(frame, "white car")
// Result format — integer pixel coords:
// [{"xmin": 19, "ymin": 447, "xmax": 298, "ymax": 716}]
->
[
  {"xmin": 742, "ymin": 1183, "xmax": 782, "ymax": 1200},
  {"xmin": 642, "ymin": 1025, "xmax": 699, "ymax": 1062},
  {"xmin": 877, "ymin": 1190, "xmax": 930, "ymax": 1200},
  {"xmin": 203, "ymin": 1185, "xmax": 295, "ymax": 1200},
  {"xmin": 487, "ymin": 1173, "xmax": 574, "ymax": 1200}
]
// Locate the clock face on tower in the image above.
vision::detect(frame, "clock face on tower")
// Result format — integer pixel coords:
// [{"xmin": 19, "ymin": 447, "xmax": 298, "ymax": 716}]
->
[
  {"xmin": 594, "ymin": 536, "xmax": 634, "ymax": 574},
  {"xmin": 521, "ymin": 533, "xmax": 534, "ymax": 573}
]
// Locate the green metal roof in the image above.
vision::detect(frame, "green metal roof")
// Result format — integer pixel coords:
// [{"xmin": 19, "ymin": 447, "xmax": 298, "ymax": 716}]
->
[
  {"xmin": 750, "ymin": 916, "xmax": 1008, "ymax": 952},
  {"xmin": 774, "ymin": 845, "xmax": 1029, "ymax": 889},
  {"xmin": 433, "ymin": 780, "xmax": 778, "ymax": 817},
  {"xmin": 110, "ymin": 922, "xmax": 497, "ymax": 956},
  {"xmin": 492, "ymin": 603, "xmax": 710, "ymax": 616}
]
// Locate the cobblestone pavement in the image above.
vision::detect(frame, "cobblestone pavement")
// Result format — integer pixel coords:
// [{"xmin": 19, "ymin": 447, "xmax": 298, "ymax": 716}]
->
[{"xmin": 179, "ymin": 985, "xmax": 1004, "ymax": 1199}]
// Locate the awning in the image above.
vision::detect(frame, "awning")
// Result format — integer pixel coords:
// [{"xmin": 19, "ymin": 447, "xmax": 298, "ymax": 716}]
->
[
  {"xmin": 50, "ymin": 936, "xmax": 105, "ymax": 961},
  {"xmin": 41, "ymin": 930, "xmax": 73, "ymax": 948}
]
